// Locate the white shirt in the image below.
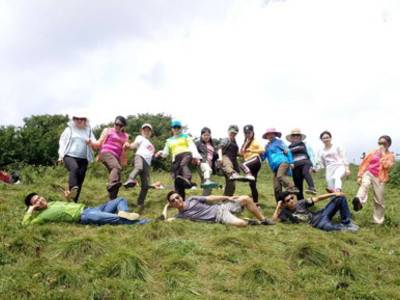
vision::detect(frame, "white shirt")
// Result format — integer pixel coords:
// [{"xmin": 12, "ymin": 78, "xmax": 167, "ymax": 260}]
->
[
  {"xmin": 132, "ymin": 135, "xmax": 155, "ymax": 165},
  {"xmin": 317, "ymin": 144, "xmax": 349, "ymax": 169}
]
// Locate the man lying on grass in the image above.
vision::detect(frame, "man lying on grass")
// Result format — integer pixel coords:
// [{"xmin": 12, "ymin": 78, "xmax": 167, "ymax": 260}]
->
[
  {"xmin": 160, "ymin": 191, "xmax": 275, "ymax": 227},
  {"xmin": 272, "ymin": 191, "xmax": 359, "ymax": 232},
  {"xmin": 22, "ymin": 193, "xmax": 149, "ymax": 226}
]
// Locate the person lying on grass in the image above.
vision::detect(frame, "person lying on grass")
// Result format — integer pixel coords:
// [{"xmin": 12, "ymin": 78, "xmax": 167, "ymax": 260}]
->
[
  {"xmin": 272, "ymin": 191, "xmax": 359, "ymax": 232},
  {"xmin": 22, "ymin": 193, "xmax": 149, "ymax": 226},
  {"xmin": 159, "ymin": 191, "xmax": 275, "ymax": 227}
]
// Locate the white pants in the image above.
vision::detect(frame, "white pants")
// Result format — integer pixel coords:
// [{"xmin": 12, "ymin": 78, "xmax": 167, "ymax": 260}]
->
[
  {"xmin": 200, "ymin": 162, "xmax": 212, "ymax": 181},
  {"xmin": 356, "ymin": 171, "xmax": 385, "ymax": 224},
  {"xmin": 326, "ymin": 165, "xmax": 345, "ymax": 191}
]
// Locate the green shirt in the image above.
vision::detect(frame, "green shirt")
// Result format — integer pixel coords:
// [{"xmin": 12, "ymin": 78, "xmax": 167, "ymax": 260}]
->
[{"xmin": 22, "ymin": 201, "xmax": 85, "ymax": 225}]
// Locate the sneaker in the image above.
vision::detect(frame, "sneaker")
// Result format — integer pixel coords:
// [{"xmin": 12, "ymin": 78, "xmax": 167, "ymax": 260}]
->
[
  {"xmin": 201, "ymin": 180, "xmax": 220, "ymax": 189},
  {"xmin": 352, "ymin": 197, "xmax": 363, "ymax": 211},
  {"xmin": 107, "ymin": 182, "xmax": 122, "ymax": 199},
  {"xmin": 117, "ymin": 211, "xmax": 140, "ymax": 221},
  {"xmin": 67, "ymin": 186, "xmax": 79, "ymax": 201},
  {"xmin": 305, "ymin": 188, "xmax": 317, "ymax": 195},
  {"xmin": 260, "ymin": 218, "xmax": 275, "ymax": 225},
  {"xmin": 123, "ymin": 179, "xmax": 137, "ymax": 189},
  {"xmin": 175, "ymin": 175, "xmax": 192, "ymax": 189},
  {"xmin": 229, "ymin": 173, "xmax": 241, "ymax": 181},
  {"xmin": 287, "ymin": 187, "xmax": 300, "ymax": 193},
  {"xmin": 341, "ymin": 222, "xmax": 359, "ymax": 232},
  {"xmin": 245, "ymin": 219, "xmax": 260, "ymax": 226},
  {"xmin": 244, "ymin": 174, "xmax": 255, "ymax": 181}
]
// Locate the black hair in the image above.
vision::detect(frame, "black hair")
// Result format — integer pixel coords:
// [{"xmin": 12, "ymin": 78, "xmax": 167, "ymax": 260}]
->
[
  {"xmin": 114, "ymin": 116, "xmax": 127, "ymax": 126},
  {"xmin": 379, "ymin": 135, "xmax": 392, "ymax": 147},
  {"xmin": 319, "ymin": 130, "xmax": 332, "ymax": 140},
  {"xmin": 200, "ymin": 127, "xmax": 215, "ymax": 147},
  {"xmin": 277, "ymin": 191, "xmax": 291, "ymax": 202},
  {"xmin": 241, "ymin": 125, "xmax": 255, "ymax": 152},
  {"xmin": 166, "ymin": 190, "xmax": 179, "ymax": 202},
  {"xmin": 24, "ymin": 192, "xmax": 38, "ymax": 207}
]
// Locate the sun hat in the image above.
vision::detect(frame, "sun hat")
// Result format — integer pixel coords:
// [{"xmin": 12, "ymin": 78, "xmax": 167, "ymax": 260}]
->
[
  {"xmin": 262, "ymin": 128, "xmax": 282, "ymax": 139},
  {"xmin": 228, "ymin": 125, "xmax": 239, "ymax": 133},
  {"xmin": 286, "ymin": 128, "xmax": 306, "ymax": 142},
  {"xmin": 141, "ymin": 123, "xmax": 153, "ymax": 131}
]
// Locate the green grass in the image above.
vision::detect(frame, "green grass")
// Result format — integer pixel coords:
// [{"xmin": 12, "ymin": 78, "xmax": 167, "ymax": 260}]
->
[{"xmin": 1, "ymin": 163, "xmax": 400, "ymax": 299}]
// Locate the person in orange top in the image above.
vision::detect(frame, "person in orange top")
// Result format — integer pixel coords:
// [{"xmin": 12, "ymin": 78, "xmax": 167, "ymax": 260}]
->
[{"xmin": 352, "ymin": 135, "xmax": 396, "ymax": 224}]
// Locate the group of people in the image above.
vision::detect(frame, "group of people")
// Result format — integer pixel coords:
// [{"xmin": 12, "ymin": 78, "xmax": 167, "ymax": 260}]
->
[{"xmin": 21, "ymin": 114, "xmax": 396, "ymax": 231}]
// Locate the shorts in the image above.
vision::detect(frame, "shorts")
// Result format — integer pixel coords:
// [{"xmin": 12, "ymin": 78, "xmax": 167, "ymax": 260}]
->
[{"xmin": 215, "ymin": 201, "xmax": 243, "ymax": 224}]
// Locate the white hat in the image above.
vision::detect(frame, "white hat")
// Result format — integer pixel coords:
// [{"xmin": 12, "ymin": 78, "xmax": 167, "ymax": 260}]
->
[{"xmin": 141, "ymin": 123, "xmax": 153, "ymax": 130}]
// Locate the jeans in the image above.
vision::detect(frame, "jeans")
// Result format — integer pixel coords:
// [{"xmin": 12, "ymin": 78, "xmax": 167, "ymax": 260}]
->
[
  {"xmin": 80, "ymin": 197, "xmax": 144, "ymax": 225},
  {"xmin": 311, "ymin": 196, "xmax": 351, "ymax": 231}
]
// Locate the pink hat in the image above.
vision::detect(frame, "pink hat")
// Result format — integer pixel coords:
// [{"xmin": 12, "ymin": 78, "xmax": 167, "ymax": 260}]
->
[{"xmin": 262, "ymin": 128, "xmax": 282, "ymax": 139}]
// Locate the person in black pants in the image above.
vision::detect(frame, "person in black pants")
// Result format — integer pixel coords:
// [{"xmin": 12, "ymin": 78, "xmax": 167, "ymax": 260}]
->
[
  {"xmin": 58, "ymin": 115, "xmax": 96, "ymax": 202},
  {"xmin": 286, "ymin": 128, "xmax": 316, "ymax": 199}
]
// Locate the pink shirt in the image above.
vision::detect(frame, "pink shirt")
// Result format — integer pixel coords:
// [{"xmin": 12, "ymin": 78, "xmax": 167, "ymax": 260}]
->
[
  {"xmin": 100, "ymin": 128, "xmax": 128, "ymax": 160},
  {"xmin": 367, "ymin": 152, "xmax": 381, "ymax": 177}
]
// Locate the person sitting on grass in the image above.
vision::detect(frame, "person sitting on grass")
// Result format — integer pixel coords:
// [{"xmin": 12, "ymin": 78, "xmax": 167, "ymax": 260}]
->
[
  {"xmin": 160, "ymin": 191, "xmax": 275, "ymax": 227},
  {"xmin": 272, "ymin": 191, "xmax": 359, "ymax": 232},
  {"xmin": 22, "ymin": 193, "xmax": 149, "ymax": 226}
]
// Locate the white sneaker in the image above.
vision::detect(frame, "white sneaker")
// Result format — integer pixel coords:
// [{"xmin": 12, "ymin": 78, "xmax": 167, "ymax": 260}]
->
[
  {"xmin": 245, "ymin": 174, "xmax": 255, "ymax": 181},
  {"xmin": 117, "ymin": 211, "xmax": 140, "ymax": 221}
]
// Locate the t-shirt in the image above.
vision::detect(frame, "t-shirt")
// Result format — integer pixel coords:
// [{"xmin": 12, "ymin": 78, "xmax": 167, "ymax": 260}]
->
[
  {"xmin": 278, "ymin": 199, "xmax": 314, "ymax": 223},
  {"xmin": 176, "ymin": 196, "xmax": 219, "ymax": 222},
  {"xmin": 67, "ymin": 128, "xmax": 89, "ymax": 159},
  {"xmin": 22, "ymin": 202, "xmax": 85, "ymax": 225},
  {"xmin": 132, "ymin": 135, "xmax": 155, "ymax": 166}
]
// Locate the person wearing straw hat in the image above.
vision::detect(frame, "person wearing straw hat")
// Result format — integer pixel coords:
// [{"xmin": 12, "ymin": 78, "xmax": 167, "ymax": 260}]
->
[
  {"xmin": 286, "ymin": 128, "xmax": 317, "ymax": 199},
  {"xmin": 58, "ymin": 114, "xmax": 96, "ymax": 202},
  {"xmin": 123, "ymin": 123, "xmax": 156, "ymax": 211},
  {"xmin": 155, "ymin": 119, "xmax": 202, "ymax": 199},
  {"xmin": 262, "ymin": 128, "xmax": 298, "ymax": 201}
]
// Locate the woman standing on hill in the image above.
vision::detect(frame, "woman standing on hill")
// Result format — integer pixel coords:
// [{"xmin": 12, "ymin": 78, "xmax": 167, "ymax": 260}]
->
[
  {"xmin": 286, "ymin": 128, "xmax": 317, "ymax": 199},
  {"xmin": 352, "ymin": 135, "xmax": 395, "ymax": 224},
  {"xmin": 239, "ymin": 125, "xmax": 263, "ymax": 205},
  {"xmin": 316, "ymin": 131, "xmax": 350, "ymax": 193},
  {"xmin": 58, "ymin": 114, "xmax": 96, "ymax": 202},
  {"xmin": 90, "ymin": 116, "xmax": 130, "ymax": 199}
]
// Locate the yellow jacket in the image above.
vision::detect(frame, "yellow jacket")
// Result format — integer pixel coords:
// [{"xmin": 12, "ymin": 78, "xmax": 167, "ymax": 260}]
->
[{"xmin": 241, "ymin": 139, "xmax": 264, "ymax": 161}]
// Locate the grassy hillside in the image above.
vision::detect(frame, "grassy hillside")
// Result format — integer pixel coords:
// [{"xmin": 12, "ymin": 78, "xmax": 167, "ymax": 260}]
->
[{"xmin": 1, "ymin": 163, "xmax": 399, "ymax": 299}]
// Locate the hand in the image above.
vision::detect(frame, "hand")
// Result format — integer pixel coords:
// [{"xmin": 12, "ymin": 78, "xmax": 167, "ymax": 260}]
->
[
  {"xmin": 310, "ymin": 167, "xmax": 316, "ymax": 174},
  {"xmin": 57, "ymin": 159, "xmax": 64, "ymax": 165},
  {"xmin": 85, "ymin": 139, "xmax": 91, "ymax": 145},
  {"xmin": 283, "ymin": 148, "xmax": 288, "ymax": 154},
  {"xmin": 334, "ymin": 191, "xmax": 345, "ymax": 197},
  {"xmin": 123, "ymin": 142, "xmax": 131, "ymax": 150},
  {"xmin": 345, "ymin": 169, "xmax": 351, "ymax": 176},
  {"xmin": 155, "ymin": 151, "xmax": 162, "ymax": 158},
  {"xmin": 357, "ymin": 177, "xmax": 362, "ymax": 185},
  {"xmin": 290, "ymin": 164, "xmax": 295, "ymax": 169},
  {"xmin": 192, "ymin": 158, "xmax": 200, "ymax": 166},
  {"xmin": 277, "ymin": 200, "xmax": 285, "ymax": 209}
]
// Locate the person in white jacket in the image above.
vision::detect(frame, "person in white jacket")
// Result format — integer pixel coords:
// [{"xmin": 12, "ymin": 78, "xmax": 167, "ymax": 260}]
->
[
  {"xmin": 58, "ymin": 114, "xmax": 96, "ymax": 202},
  {"xmin": 315, "ymin": 131, "xmax": 350, "ymax": 193}
]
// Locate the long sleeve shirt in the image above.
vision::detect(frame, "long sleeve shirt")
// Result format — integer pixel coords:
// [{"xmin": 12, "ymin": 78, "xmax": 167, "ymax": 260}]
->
[
  {"xmin": 358, "ymin": 149, "xmax": 395, "ymax": 183},
  {"xmin": 242, "ymin": 139, "xmax": 264, "ymax": 161},
  {"xmin": 316, "ymin": 144, "xmax": 349, "ymax": 170},
  {"xmin": 22, "ymin": 202, "xmax": 85, "ymax": 225},
  {"xmin": 263, "ymin": 138, "xmax": 293, "ymax": 172}
]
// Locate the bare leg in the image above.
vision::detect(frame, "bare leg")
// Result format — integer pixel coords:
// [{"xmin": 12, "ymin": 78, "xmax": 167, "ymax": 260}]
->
[{"xmin": 237, "ymin": 196, "xmax": 265, "ymax": 221}]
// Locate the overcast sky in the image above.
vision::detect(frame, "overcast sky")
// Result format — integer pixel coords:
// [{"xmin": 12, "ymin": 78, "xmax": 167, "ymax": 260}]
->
[{"xmin": 1, "ymin": 0, "xmax": 399, "ymax": 162}]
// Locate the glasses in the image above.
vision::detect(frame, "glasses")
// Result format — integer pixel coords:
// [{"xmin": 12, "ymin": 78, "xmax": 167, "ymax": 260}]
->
[
  {"xmin": 378, "ymin": 142, "xmax": 387, "ymax": 146},
  {"xmin": 73, "ymin": 118, "xmax": 86, "ymax": 122},
  {"xmin": 114, "ymin": 122, "xmax": 125, "ymax": 127},
  {"xmin": 284, "ymin": 196, "xmax": 294, "ymax": 203},
  {"xmin": 169, "ymin": 195, "xmax": 181, "ymax": 202},
  {"xmin": 172, "ymin": 126, "xmax": 181, "ymax": 129}
]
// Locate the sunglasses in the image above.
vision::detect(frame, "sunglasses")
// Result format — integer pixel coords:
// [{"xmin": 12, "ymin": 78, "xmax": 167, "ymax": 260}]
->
[
  {"xmin": 73, "ymin": 118, "xmax": 86, "ymax": 121},
  {"xmin": 114, "ymin": 122, "xmax": 125, "ymax": 127},
  {"xmin": 284, "ymin": 196, "xmax": 294, "ymax": 203},
  {"xmin": 378, "ymin": 142, "xmax": 387, "ymax": 146},
  {"xmin": 172, "ymin": 126, "xmax": 181, "ymax": 129},
  {"xmin": 169, "ymin": 195, "xmax": 181, "ymax": 202}
]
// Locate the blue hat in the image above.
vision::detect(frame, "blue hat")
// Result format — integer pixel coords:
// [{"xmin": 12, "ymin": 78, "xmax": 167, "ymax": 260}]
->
[{"xmin": 171, "ymin": 120, "xmax": 182, "ymax": 128}]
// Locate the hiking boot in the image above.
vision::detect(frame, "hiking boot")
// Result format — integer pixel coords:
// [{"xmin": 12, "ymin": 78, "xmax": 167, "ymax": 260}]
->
[
  {"xmin": 117, "ymin": 211, "xmax": 140, "ymax": 221},
  {"xmin": 305, "ymin": 188, "xmax": 317, "ymax": 195},
  {"xmin": 244, "ymin": 174, "xmax": 255, "ymax": 181},
  {"xmin": 67, "ymin": 186, "xmax": 79, "ymax": 201},
  {"xmin": 201, "ymin": 180, "xmax": 220, "ymax": 189},
  {"xmin": 123, "ymin": 179, "xmax": 137, "ymax": 189},
  {"xmin": 107, "ymin": 182, "xmax": 122, "ymax": 199},
  {"xmin": 352, "ymin": 197, "xmax": 363, "ymax": 211},
  {"xmin": 175, "ymin": 176, "xmax": 193, "ymax": 189},
  {"xmin": 341, "ymin": 222, "xmax": 359, "ymax": 232},
  {"xmin": 260, "ymin": 218, "xmax": 275, "ymax": 225}
]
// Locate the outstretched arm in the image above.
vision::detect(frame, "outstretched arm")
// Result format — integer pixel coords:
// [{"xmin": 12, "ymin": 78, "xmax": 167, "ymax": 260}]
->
[{"xmin": 311, "ymin": 191, "xmax": 344, "ymax": 204}]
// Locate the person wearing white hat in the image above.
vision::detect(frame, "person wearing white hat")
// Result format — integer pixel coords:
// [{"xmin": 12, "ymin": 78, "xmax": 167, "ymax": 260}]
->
[
  {"xmin": 286, "ymin": 128, "xmax": 317, "ymax": 199},
  {"xmin": 123, "ymin": 123, "xmax": 156, "ymax": 211},
  {"xmin": 58, "ymin": 114, "xmax": 96, "ymax": 202}
]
